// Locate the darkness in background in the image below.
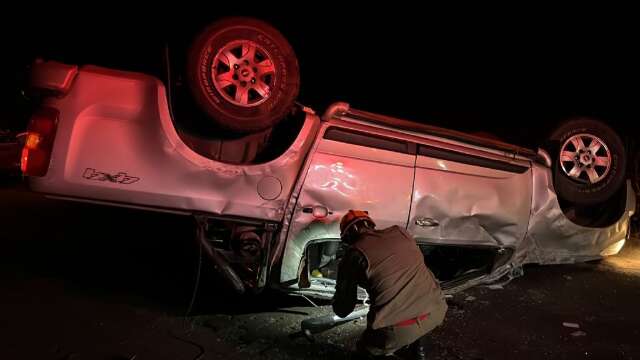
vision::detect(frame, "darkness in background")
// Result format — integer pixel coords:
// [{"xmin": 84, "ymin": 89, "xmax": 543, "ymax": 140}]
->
[
  {"xmin": 2, "ymin": 5, "xmax": 638, "ymax": 148},
  {"xmin": 0, "ymin": 9, "xmax": 639, "ymax": 358}
]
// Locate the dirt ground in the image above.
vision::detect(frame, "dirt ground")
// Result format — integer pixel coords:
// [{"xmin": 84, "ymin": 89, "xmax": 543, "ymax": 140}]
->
[{"xmin": 1, "ymin": 181, "xmax": 639, "ymax": 360}]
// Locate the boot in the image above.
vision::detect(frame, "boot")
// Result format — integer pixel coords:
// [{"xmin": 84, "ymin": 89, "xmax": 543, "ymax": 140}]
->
[{"xmin": 408, "ymin": 335, "xmax": 428, "ymax": 360}]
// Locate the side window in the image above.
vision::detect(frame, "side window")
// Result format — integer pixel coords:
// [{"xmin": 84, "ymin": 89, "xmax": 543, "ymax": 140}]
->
[{"xmin": 324, "ymin": 127, "xmax": 412, "ymax": 154}]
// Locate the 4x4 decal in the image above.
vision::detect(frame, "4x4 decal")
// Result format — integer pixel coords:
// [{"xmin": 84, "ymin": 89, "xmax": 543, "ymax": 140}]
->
[{"xmin": 83, "ymin": 168, "xmax": 140, "ymax": 185}]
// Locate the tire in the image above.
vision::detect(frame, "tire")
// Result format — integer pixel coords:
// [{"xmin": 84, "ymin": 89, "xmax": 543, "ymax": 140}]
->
[
  {"xmin": 549, "ymin": 118, "xmax": 626, "ymax": 205},
  {"xmin": 187, "ymin": 17, "xmax": 300, "ymax": 133}
]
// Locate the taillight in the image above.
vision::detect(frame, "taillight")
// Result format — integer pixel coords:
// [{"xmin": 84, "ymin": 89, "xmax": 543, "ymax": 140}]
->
[{"xmin": 21, "ymin": 107, "xmax": 59, "ymax": 177}]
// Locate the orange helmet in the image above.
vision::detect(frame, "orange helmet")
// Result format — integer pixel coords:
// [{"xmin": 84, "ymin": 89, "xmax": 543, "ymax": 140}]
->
[{"xmin": 340, "ymin": 210, "xmax": 375, "ymax": 237}]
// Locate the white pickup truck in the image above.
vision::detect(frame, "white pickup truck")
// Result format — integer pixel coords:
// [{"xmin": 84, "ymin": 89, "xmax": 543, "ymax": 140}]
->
[{"xmin": 21, "ymin": 18, "xmax": 635, "ymax": 298}]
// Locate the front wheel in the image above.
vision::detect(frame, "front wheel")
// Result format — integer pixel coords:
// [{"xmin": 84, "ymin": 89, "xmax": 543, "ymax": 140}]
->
[{"xmin": 549, "ymin": 118, "xmax": 626, "ymax": 205}]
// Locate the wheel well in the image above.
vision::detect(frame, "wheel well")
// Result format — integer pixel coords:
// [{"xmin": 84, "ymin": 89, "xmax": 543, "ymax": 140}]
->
[{"xmin": 558, "ymin": 184, "xmax": 629, "ymax": 228}]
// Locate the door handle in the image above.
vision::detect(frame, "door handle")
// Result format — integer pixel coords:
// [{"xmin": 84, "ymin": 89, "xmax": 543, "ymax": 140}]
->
[
  {"xmin": 415, "ymin": 217, "xmax": 439, "ymax": 227},
  {"xmin": 302, "ymin": 205, "xmax": 332, "ymax": 218}
]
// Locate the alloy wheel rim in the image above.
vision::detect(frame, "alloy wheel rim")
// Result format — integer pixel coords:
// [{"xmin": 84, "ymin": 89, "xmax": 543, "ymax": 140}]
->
[
  {"xmin": 210, "ymin": 40, "xmax": 276, "ymax": 107},
  {"xmin": 559, "ymin": 133, "xmax": 612, "ymax": 184}
]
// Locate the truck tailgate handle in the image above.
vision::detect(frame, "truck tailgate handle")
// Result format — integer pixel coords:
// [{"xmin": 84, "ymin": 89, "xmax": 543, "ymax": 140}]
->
[{"xmin": 416, "ymin": 217, "xmax": 439, "ymax": 227}]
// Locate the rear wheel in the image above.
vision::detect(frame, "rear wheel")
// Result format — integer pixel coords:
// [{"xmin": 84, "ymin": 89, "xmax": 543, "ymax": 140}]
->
[
  {"xmin": 187, "ymin": 17, "xmax": 300, "ymax": 133},
  {"xmin": 549, "ymin": 118, "xmax": 626, "ymax": 205}
]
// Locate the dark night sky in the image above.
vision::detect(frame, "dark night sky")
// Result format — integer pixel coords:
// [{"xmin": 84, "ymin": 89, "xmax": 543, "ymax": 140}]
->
[{"xmin": 2, "ymin": 5, "xmax": 638, "ymax": 146}]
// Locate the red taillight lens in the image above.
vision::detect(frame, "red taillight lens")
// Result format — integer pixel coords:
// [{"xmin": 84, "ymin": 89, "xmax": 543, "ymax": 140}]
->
[{"xmin": 21, "ymin": 107, "xmax": 59, "ymax": 176}]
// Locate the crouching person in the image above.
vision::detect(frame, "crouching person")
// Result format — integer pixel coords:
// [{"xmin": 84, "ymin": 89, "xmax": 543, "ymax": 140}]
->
[{"xmin": 333, "ymin": 210, "xmax": 448, "ymax": 359}]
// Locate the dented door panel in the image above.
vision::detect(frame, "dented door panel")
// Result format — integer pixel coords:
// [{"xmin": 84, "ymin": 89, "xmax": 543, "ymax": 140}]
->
[
  {"xmin": 279, "ymin": 125, "xmax": 415, "ymax": 284},
  {"xmin": 408, "ymin": 147, "xmax": 533, "ymax": 248}
]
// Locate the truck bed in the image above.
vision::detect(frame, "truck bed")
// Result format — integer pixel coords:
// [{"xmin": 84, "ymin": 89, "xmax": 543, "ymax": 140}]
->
[{"xmin": 29, "ymin": 65, "xmax": 320, "ymax": 221}]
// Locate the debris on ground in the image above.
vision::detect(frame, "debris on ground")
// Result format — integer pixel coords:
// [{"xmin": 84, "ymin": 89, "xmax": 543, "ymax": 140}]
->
[
  {"xmin": 562, "ymin": 322, "xmax": 580, "ymax": 329},
  {"xmin": 464, "ymin": 296, "xmax": 476, "ymax": 302},
  {"xmin": 487, "ymin": 284, "xmax": 504, "ymax": 290}
]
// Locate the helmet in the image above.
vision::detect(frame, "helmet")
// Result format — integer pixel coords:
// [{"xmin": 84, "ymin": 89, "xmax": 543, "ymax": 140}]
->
[{"xmin": 340, "ymin": 210, "xmax": 375, "ymax": 238}]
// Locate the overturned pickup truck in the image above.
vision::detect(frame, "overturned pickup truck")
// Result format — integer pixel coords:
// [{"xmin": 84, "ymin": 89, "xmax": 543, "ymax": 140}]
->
[{"xmin": 23, "ymin": 18, "xmax": 635, "ymax": 298}]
